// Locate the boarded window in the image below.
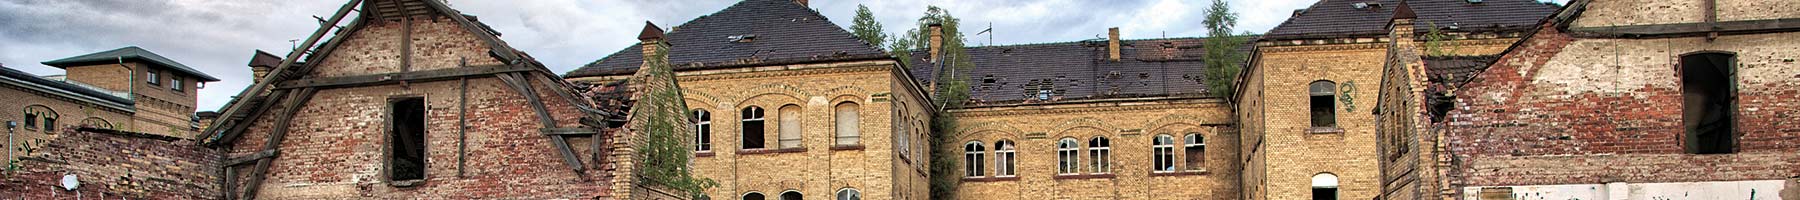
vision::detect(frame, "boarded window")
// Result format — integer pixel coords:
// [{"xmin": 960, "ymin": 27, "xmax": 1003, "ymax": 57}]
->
[
  {"xmin": 742, "ymin": 107, "xmax": 766, "ymax": 149},
  {"xmin": 1152, "ymin": 134, "xmax": 1175, "ymax": 172},
  {"xmin": 778, "ymin": 105, "xmax": 802, "ymax": 148},
  {"xmin": 1088, "ymin": 137, "xmax": 1111, "ymax": 173},
  {"xmin": 1310, "ymin": 81, "xmax": 1337, "ymax": 128},
  {"xmin": 1184, "ymin": 133, "xmax": 1205, "ymax": 171},
  {"xmin": 1056, "ymin": 138, "xmax": 1079, "ymax": 174},
  {"xmin": 388, "ymin": 97, "xmax": 427, "ymax": 182},
  {"xmin": 963, "ymin": 142, "xmax": 985, "ymax": 177},
  {"xmin": 694, "ymin": 110, "xmax": 712, "ymax": 152},
  {"xmin": 835, "ymin": 102, "xmax": 860, "ymax": 145},
  {"xmin": 1681, "ymin": 52, "xmax": 1736, "ymax": 154}
]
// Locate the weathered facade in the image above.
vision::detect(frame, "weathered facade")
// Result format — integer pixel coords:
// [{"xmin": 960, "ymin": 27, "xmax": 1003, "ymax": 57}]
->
[{"xmin": 2, "ymin": 47, "xmax": 218, "ymax": 163}]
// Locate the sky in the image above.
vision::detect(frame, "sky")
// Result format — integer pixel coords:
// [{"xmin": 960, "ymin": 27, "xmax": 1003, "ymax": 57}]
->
[{"xmin": 0, "ymin": 0, "xmax": 1563, "ymax": 112}]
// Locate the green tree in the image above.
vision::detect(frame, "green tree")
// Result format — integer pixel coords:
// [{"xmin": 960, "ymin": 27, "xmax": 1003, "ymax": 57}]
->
[
  {"xmin": 850, "ymin": 4, "xmax": 887, "ymax": 47},
  {"xmin": 1202, "ymin": 0, "xmax": 1248, "ymax": 97},
  {"xmin": 901, "ymin": 6, "xmax": 976, "ymax": 200}
]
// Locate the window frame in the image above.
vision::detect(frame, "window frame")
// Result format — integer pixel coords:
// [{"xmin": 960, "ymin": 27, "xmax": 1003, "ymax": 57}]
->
[
  {"xmin": 835, "ymin": 187, "xmax": 861, "ymax": 200},
  {"xmin": 146, "ymin": 68, "xmax": 161, "ymax": 85},
  {"xmin": 779, "ymin": 190, "xmax": 802, "ymax": 200},
  {"xmin": 1088, "ymin": 137, "xmax": 1111, "ymax": 174},
  {"xmin": 1184, "ymin": 133, "xmax": 1206, "ymax": 171},
  {"xmin": 994, "ymin": 140, "xmax": 1017, "ymax": 177},
  {"xmin": 170, "ymin": 75, "xmax": 184, "ymax": 92},
  {"xmin": 1678, "ymin": 51, "xmax": 1739, "ymax": 154},
  {"xmin": 1309, "ymin": 80, "xmax": 1338, "ymax": 129},
  {"xmin": 1152, "ymin": 134, "xmax": 1176, "ymax": 173},
  {"xmin": 384, "ymin": 96, "xmax": 429, "ymax": 186},
  {"xmin": 777, "ymin": 104, "xmax": 803, "ymax": 149},
  {"xmin": 694, "ymin": 109, "xmax": 713, "ymax": 152},
  {"xmin": 1312, "ymin": 173, "xmax": 1340, "ymax": 200},
  {"xmin": 963, "ymin": 141, "xmax": 986, "ymax": 177},
  {"xmin": 1056, "ymin": 137, "xmax": 1080, "ymax": 175},
  {"xmin": 834, "ymin": 102, "xmax": 861, "ymax": 146},
  {"xmin": 741, "ymin": 106, "xmax": 767, "ymax": 150}
]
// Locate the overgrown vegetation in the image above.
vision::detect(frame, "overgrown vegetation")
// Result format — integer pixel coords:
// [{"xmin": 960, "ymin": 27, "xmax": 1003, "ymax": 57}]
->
[
  {"xmin": 635, "ymin": 42, "xmax": 718, "ymax": 199},
  {"xmin": 850, "ymin": 4, "xmax": 887, "ymax": 48},
  {"xmin": 1420, "ymin": 21, "xmax": 1458, "ymax": 56},
  {"xmin": 893, "ymin": 6, "xmax": 976, "ymax": 199},
  {"xmin": 1202, "ymin": 0, "xmax": 1249, "ymax": 97}
]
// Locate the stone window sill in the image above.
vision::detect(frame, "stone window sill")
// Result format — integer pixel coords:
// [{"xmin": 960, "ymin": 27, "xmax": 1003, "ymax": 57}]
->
[
  {"xmin": 695, "ymin": 151, "xmax": 716, "ymax": 157},
  {"xmin": 1150, "ymin": 170, "xmax": 1208, "ymax": 177},
  {"xmin": 390, "ymin": 179, "xmax": 424, "ymax": 187},
  {"xmin": 962, "ymin": 176, "xmax": 1020, "ymax": 182},
  {"xmin": 737, "ymin": 148, "xmax": 806, "ymax": 155},
  {"xmin": 830, "ymin": 145, "xmax": 866, "ymax": 151},
  {"xmin": 1053, "ymin": 173, "xmax": 1117, "ymax": 180},
  {"xmin": 1307, "ymin": 127, "xmax": 1344, "ymax": 134}
]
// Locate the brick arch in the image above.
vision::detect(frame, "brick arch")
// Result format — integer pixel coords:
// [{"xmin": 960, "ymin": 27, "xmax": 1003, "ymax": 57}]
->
[
  {"xmin": 1147, "ymin": 123, "xmax": 1206, "ymax": 136},
  {"xmin": 1143, "ymin": 114, "xmax": 1209, "ymax": 134},
  {"xmin": 1058, "ymin": 126, "xmax": 1112, "ymax": 140},
  {"xmin": 681, "ymin": 89, "xmax": 724, "ymax": 108},
  {"xmin": 958, "ymin": 122, "xmax": 1024, "ymax": 141},
  {"xmin": 1052, "ymin": 117, "xmax": 1116, "ymax": 136},
  {"xmin": 821, "ymin": 86, "xmax": 871, "ymax": 99},
  {"xmin": 735, "ymin": 92, "xmax": 806, "ymax": 109},
  {"xmin": 829, "ymin": 94, "xmax": 864, "ymax": 106}
]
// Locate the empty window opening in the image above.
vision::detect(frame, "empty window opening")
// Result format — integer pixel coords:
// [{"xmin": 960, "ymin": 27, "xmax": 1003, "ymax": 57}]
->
[
  {"xmin": 1313, "ymin": 173, "xmax": 1339, "ymax": 200},
  {"xmin": 963, "ymin": 142, "xmax": 986, "ymax": 177},
  {"xmin": 778, "ymin": 105, "xmax": 802, "ymax": 148},
  {"xmin": 1056, "ymin": 138, "xmax": 1080, "ymax": 174},
  {"xmin": 1310, "ymin": 81, "xmax": 1338, "ymax": 128},
  {"xmin": 1681, "ymin": 52, "xmax": 1736, "ymax": 154},
  {"xmin": 1185, "ymin": 133, "xmax": 1206, "ymax": 171},
  {"xmin": 1088, "ymin": 137, "xmax": 1111, "ymax": 173},
  {"xmin": 1152, "ymin": 134, "xmax": 1176, "ymax": 172},
  {"xmin": 994, "ymin": 140, "xmax": 1017, "ymax": 177},
  {"xmin": 388, "ymin": 97, "xmax": 428, "ymax": 182},
  {"xmin": 780, "ymin": 191, "xmax": 802, "ymax": 200},
  {"xmin": 694, "ymin": 110, "xmax": 713, "ymax": 152},
  {"xmin": 744, "ymin": 192, "xmax": 766, "ymax": 200},
  {"xmin": 742, "ymin": 106, "xmax": 766, "ymax": 149},
  {"xmin": 834, "ymin": 102, "xmax": 860, "ymax": 146}
]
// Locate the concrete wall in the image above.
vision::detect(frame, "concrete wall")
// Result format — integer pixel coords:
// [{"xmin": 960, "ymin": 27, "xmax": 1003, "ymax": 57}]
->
[{"xmin": 948, "ymin": 99, "xmax": 1238, "ymax": 200}]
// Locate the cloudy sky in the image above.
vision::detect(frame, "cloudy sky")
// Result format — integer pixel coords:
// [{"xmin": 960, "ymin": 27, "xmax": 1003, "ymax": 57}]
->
[{"xmin": 0, "ymin": 0, "xmax": 1561, "ymax": 112}]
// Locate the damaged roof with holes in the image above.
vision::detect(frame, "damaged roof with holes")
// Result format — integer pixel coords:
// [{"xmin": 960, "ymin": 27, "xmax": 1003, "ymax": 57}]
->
[
  {"xmin": 1265, "ymin": 0, "xmax": 1559, "ymax": 40},
  {"xmin": 906, "ymin": 37, "xmax": 1253, "ymax": 107},
  {"xmin": 1423, "ymin": 55, "xmax": 1498, "ymax": 86},
  {"xmin": 564, "ymin": 0, "xmax": 885, "ymax": 78}
]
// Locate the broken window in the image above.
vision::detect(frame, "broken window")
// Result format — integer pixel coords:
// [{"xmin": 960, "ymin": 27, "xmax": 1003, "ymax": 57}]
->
[
  {"xmin": 1681, "ymin": 52, "xmax": 1736, "ymax": 154},
  {"xmin": 994, "ymin": 140, "xmax": 1016, "ymax": 176},
  {"xmin": 1056, "ymin": 138, "xmax": 1079, "ymax": 174},
  {"xmin": 778, "ymin": 104, "xmax": 802, "ymax": 148},
  {"xmin": 963, "ymin": 141, "xmax": 986, "ymax": 177},
  {"xmin": 1313, "ymin": 173, "xmax": 1339, "ymax": 200},
  {"xmin": 780, "ymin": 191, "xmax": 802, "ymax": 200},
  {"xmin": 836, "ymin": 188, "xmax": 861, "ymax": 200},
  {"xmin": 742, "ymin": 106, "xmax": 766, "ymax": 149},
  {"xmin": 835, "ymin": 102, "xmax": 860, "ymax": 146},
  {"xmin": 388, "ymin": 97, "xmax": 427, "ymax": 182},
  {"xmin": 1184, "ymin": 133, "xmax": 1205, "ymax": 171},
  {"xmin": 1087, "ymin": 137, "xmax": 1111, "ymax": 173},
  {"xmin": 694, "ymin": 109, "xmax": 712, "ymax": 152},
  {"xmin": 1152, "ymin": 134, "xmax": 1175, "ymax": 172},
  {"xmin": 23, "ymin": 105, "xmax": 56, "ymax": 132},
  {"xmin": 1310, "ymin": 81, "xmax": 1338, "ymax": 128}
]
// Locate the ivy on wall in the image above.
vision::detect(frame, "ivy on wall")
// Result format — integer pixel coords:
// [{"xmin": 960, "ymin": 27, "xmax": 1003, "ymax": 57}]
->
[{"xmin": 633, "ymin": 42, "xmax": 718, "ymax": 198}]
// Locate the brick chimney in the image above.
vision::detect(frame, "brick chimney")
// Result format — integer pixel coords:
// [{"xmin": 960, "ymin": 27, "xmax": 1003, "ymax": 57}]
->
[
  {"xmin": 246, "ymin": 50, "xmax": 282, "ymax": 84},
  {"xmin": 638, "ymin": 21, "xmax": 666, "ymax": 60},
  {"xmin": 1108, "ymin": 27, "xmax": 1122, "ymax": 61},
  {"xmin": 1389, "ymin": 2, "xmax": 1418, "ymax": 41},
  {"xmin": 927, "ymin": 23, "xmax": 944, "ymax": 63}
]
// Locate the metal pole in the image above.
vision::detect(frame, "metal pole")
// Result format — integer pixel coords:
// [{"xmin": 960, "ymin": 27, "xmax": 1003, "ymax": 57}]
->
[{"xmin": 7, "ymin": 121, "xmax": 15, "ymax": 164}]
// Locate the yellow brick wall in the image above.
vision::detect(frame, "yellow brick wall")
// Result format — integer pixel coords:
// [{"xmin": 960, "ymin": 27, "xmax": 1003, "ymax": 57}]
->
[
  {"xmin": 947, "ymin": 99, "xmax": 1238, "ymax": 200},
  {"xmin": 0, "ymin": 84, "xmax": 133, "ymax": 162},
  {"xmin": 58, "ymin": 61, "xmax": 201, "ymax": 138}
]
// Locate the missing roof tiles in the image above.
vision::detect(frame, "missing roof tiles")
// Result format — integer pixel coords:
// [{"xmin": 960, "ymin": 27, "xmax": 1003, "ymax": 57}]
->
[{"xmin": 729, "ymin": 34, "xmax": 757, "ymax": 43}]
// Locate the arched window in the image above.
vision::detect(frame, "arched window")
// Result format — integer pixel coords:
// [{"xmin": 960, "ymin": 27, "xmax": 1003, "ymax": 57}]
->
[
  {"xmin": 778, "ymin": 105, "xmax": 803, "ymax": 148},
  {"xmin": 780, "ymin": 190, "xmax": 802, "ymax": 200},
  {"xmin": 81, "ymin": 117, "xmax": 113, "ymax": 130},
  {"xmin": 834, "ymin": 102, "xmax": 860, "ymax": 146},
  {"xmin": 694, "ymin": 109, "xmax": 712, "ymax": 152},
  {"xmin": 963, "ymin": 142, "xmax": 986, "ymax": 177},
  {"xmin": 23, "ymin": 105, "xmax": 58, "ymax": 132},
  {"xmin": 1312, "ymin": 173, "xmax": 1339, "ymax": 200},
  {"xmin": 1681, "ymin": 52, "xmax": 1736, "ymax": 154},
  {"xmin": 1310, "ymin": 81, "xmax": 1337, "ymax": 128},
  {"xmin": 1056, "ymin": 138, "xmax": 1080, "ymax": 174},
  {"xmin": 1184, "ymin": 133, "xmax": 1206, "ymax": 171},
  {"xmin": 1152, "ymin": 134, "xmax": 1175, "ymax": 172},
  {"xmin": 742, "ymin": 106, "xmax": 766, "ymax": 149},
  {"xmin": 1088, "ymin": 137, "xmax": 1111, "ymax": 173},
  {"xmin": 994, "ymin": 140, "xmax": 1017, "ymax": 177},
  {"xmin": 835, "ymin": 188, "xmax": 860, "ymax": 200},
  {"xmin": 743, "ymin": 192, "xmax": 766, "ymax": 200}
]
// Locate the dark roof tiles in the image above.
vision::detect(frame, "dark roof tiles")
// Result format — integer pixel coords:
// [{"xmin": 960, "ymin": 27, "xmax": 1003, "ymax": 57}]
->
[
  {"xmin": 1422, "ymin": 55, "xmax": 1497, "ymax": 85},
  {"xmin": 566, "ymin": 0, "xmax": 885, "ymax": 77},
  {"xmin": 906, "ymin": 38, "xmax": 1251, "ymax": 107},
  {"xmin": 1266, "ymin": 0, "xmax": 1558, "ymax": 39},
  {"xmin": 41, "ymin": 46, "xmax": 221, "ymax": 81}
]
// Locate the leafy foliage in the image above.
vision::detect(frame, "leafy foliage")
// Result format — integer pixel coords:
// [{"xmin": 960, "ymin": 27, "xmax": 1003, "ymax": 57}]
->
[
  {"xmin": 850, "ymin": 4, "xmax": 887, "ymax": 48},
  {"xmin": 1202, "ymin": 0, "xmax": 1248, "ymax": 97},
  {"xmin": 1420, "ymin": 21, "xmax": 1458, "ymax": 56},
  {"xmin": 634, "ymin": 42, "xmax": 718, "ymax": 198},
  {"xmin": 900, "ymin": 6, "xmax": 978, "ymax": 199}
]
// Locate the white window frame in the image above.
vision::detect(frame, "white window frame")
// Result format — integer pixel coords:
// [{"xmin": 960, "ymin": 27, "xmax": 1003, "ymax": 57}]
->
[
  {"xmin": 963, "ymin": 141, "xmax": 985, "ymax": 177},
  {"xmin": 693, "ymin": 110, "xmax": 712, "ymax": 152},
  {"xmin": 1185, "ymin": 133, "xmax": 1206, "ymax": 171},
  {"xmin": 1089, "ymin": 137, "xmax": 1111, "ymax": 174},
  {"xmin": 1056, "ymin": 138, "xmax": 1079, "ymax": 175},
  {"xmin": 994, "ymin": 140, "xmax": 1017, "ymax": 177},
  {"xmin": 1152, "ymin": 134, "xmax": 1176, "ymax": 172},
  {"xmin": 836, "ymin": 188, "xmax": 861, "ymax": 200}
]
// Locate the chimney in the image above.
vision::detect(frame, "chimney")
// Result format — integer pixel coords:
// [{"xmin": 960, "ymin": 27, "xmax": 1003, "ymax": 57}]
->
[
  {"xmin": 638, "ymin": 21, "xmax": 667, "ymax": 59},
  {"xmin": 1108, "ymin": 27, "xmax": 1121, "ymax": 61},
  {"xmin": 1389, "ymin": 1, "xmax": 1418, "ymax": 41},
  {"xmin": 793, "ymin": 0, "xmax": 808, "ymax": 7},
  {"xmin": 246, "ymin": 50, "xmax": 281, "ymax": 84},
  {"xmin": 927, "ymin": 23, "xmax": 944, "ymax": 63}
]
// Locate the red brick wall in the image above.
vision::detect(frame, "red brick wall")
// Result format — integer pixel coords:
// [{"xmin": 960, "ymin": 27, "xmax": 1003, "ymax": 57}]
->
[
  {"xmin": 1447, "ymin": 23, "xmax": 1800, "ymax": 187},
  {"xmin": 0, "ymin": 129, "xmax": 220, "ymax": 199}
]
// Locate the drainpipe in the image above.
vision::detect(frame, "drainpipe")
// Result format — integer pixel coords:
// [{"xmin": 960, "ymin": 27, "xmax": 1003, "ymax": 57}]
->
[
  {"xmin": 117, "ymin": 56, "xmax": 134, "ymax": 99},
  {"xmin": 7, "ymin": 121, "xmax": 15, "ymax": 164}
]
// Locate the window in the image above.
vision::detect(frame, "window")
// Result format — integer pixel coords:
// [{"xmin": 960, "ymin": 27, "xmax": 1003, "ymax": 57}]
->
[
  {"xmin": 170, "ymin": 76, "xmax": 183, "ymax": 92},
  {"xmin": 23, "ymin": 105, "xmax": 55, "ymax": 131},
  {"xmin": 1056, "ymin": 138, "xmax": 1079, "ymax": 174},
  {"xmin": 742, "ymin": 106, "xmax": 766, "ymax": 149},
  {"xmin": 963, "ymin": 142, "xmax": 985, "ymax": 177},
  {"xmin": 388, "ymin": 97, "xmax": 427, "ymax": 183},
  {"xmin": 694, "ymin": 110, "xmax": 712, "ymax": 152},
  {"xmin": 1184, "ymin": 133, "xmax": 1206, "ymax": 171},
  {"xmin": 1152, "ymin": 134, "xmax": 1175, "ymax": 172},
  {"xmin": 994, "ymin": 140, "xmax": 1016, "ymax": 177},
  {"xmin": 780, "ymin": 190, "xmax": 802, "ymax": 200},
  {"xmin": 744, "ymin": 192, "xmax": 766, "ymax": 200},
  {"xmin": 1312, "ymin": 173, "xmax": 1339, "ymax": 200},
  {"xmin": 834, "ymin": 102, "xmax": 860, "ymax": 146},
  {"xmin": 1681, "ymin": 52, "xmax": 1736, "ymax": 154},
  {"xmin": 42, "ymin": 116, "xmax": 55, "ymax": 132},
  {"xmin": 22, "ymin": 113, "xmax": 36, "ymax": 130},
  {"xmin": 778, "ymin": 105, "xmax": 802, "ymax": 148},
  {"xmin": 835, "ymin": 188, "xmax": 860, "ymax": 200},
  {"xmin": 146, "ymin": 69, "xmax": 160, "ymax": 85},
  {"xmin": 1088, "ymin": 137, "xmax": 1111, "ymax": 173},
  {"xmin": 1310, "ymin": 81, "xmax": 1337, "ymax": 128}
]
